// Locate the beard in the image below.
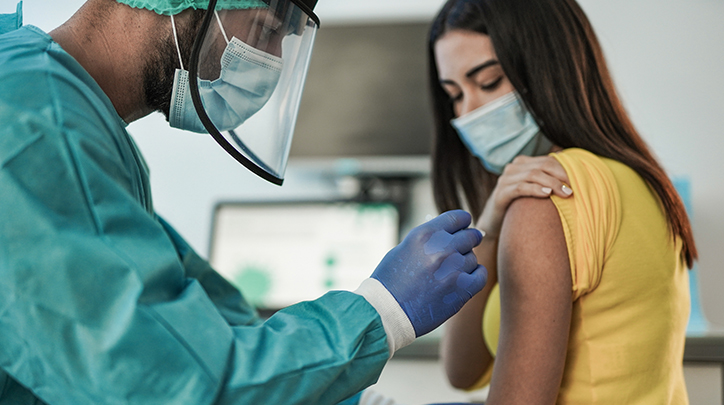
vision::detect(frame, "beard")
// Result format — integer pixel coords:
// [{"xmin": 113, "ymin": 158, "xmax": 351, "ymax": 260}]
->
[{"xmin": 142, "ymin": 11, "xmax": 205, "ymax": 120}]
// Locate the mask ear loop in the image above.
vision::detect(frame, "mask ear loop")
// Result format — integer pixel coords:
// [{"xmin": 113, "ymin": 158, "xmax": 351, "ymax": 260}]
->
[
  {"xmin": 170, "ymin": 14, "xmax": 185, "ymax": 70},
  {"xmin": 214, "ymin": 10, "xmax": 230, "ymax": 45}
]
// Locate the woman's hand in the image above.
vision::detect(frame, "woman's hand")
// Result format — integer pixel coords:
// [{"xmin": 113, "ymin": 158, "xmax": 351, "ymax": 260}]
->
[{"xmin": 477, "ymin": 155, "xmax": 572, "ymax": 239}]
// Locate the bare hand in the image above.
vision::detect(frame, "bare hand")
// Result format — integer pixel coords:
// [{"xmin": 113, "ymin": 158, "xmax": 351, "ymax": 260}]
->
[{"xmin": 477, "ymin": 155, "xmax": 571, "ymax": 238}]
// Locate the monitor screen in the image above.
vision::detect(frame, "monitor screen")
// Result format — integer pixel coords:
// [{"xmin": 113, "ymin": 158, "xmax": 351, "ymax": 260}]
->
[
  {"xmin": 290, "ymin": 21, "xmax": 434, "ymax": 158},
  {"xmin": 209, "ymin": 201, "xmax": 399, "ymax": 311}
]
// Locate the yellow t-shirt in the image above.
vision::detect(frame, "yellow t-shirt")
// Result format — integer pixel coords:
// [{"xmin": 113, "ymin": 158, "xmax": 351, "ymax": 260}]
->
[{"xmin": 474, "ymin": 148, "xmax": 690, "ymax": 404}]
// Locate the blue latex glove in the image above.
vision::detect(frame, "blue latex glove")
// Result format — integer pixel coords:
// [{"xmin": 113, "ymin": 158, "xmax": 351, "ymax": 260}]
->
[{"xmin": 371, "ymin": 210, "xmax": 487, "ymax": 337}]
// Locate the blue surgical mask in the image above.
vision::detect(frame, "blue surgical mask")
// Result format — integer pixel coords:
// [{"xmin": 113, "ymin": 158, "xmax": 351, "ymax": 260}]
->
[
  {"xmin": 451, "ymin": 92, "xmax": 552, "ymax": 174},
  {"xmin": 168, "ymin": 13, "xmax": 283, "ymax": 134}
]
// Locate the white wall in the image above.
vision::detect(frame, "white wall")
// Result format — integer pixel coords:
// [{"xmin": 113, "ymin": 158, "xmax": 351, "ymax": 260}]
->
[
  {"xmin": 10, "ymin": 0, "xmax": 724, "ymax": 346},
  {"xmin": 312, "ymin": 0, "xmax": 724, "ymax": 330},
  {"xmin": 313, "ymin": 0, "xmax": 724, "ymax": 329},
  {"xmin": 575, "ymin": 0, "xmax": 724, "ymax": 328},
  {"xmin": 6, "ymin": 0, "xmax": 724, "ymax": 403},
  {"xmin": 12, "ymin": 0, "xmax": 724, "ymax": 325}
]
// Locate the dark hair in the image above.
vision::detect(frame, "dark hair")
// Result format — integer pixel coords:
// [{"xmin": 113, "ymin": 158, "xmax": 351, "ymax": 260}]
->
[{"xmin": 428, "ymin": 0, "xmax": 697, "ymax": 268}]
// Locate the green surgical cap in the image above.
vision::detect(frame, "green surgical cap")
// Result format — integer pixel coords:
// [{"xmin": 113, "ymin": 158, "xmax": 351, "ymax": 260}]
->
[{"xmin": 116, "ymin": 0, "xmax": 267, "ymax": 16}]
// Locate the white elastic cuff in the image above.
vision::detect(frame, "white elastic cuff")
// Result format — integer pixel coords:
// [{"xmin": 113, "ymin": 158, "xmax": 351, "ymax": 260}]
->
[{"xmin": 354, "ymin": 278, "xmax": 416, "ymax": 358}]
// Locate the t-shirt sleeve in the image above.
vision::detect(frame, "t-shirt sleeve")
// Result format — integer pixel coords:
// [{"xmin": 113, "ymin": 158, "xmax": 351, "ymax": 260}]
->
[{"xmin": 550, "ymin": 149, "xmax": 622, "ymax": 301}]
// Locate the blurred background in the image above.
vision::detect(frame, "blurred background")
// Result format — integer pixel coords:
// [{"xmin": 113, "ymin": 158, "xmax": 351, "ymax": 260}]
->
[{"xmin": 5, "ymin": 0, "xmax": 724, "ymax": 403}]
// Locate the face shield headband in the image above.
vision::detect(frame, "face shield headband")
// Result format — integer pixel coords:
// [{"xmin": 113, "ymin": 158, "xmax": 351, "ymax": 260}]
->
[{"xmin": 188, "ymin": 0, "xmax": 320, "ymax": 185}]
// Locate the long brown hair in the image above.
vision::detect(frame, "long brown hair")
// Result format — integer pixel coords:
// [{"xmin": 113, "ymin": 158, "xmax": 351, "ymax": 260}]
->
[{"xmin": 428, "ymin": 0, "xmax": 697, "ymax": 268}]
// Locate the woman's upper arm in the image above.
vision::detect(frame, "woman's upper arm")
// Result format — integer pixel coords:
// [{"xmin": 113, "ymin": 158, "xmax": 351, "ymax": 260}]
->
[{"xmin": 485, "ymin": 197, "xmax": 572, "ymax": 405}]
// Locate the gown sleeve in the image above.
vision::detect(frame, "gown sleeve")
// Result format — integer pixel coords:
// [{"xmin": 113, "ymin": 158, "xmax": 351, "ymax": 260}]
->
[{"xmin": 0, "ymin": 93, "xmax": 388, "ymax": 404}]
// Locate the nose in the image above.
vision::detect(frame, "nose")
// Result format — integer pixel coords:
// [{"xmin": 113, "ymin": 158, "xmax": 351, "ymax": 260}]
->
[{"xmin": 458, "ymin": 89, "xmax": 486, "ymax": 117}]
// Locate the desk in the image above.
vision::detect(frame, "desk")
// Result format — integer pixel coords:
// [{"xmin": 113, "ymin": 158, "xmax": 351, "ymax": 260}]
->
[{"xmin": 684, "ymin": 335, "xmax": 724, "ymax": 405}]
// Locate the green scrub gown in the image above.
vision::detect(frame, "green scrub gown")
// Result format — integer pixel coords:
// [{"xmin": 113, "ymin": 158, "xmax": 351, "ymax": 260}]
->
[{"xmin": 0, "ymin": 24, "xmax": 388, "ymax": 404}]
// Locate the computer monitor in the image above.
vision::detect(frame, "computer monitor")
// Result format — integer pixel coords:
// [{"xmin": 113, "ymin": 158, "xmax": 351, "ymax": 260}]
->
[{"xmin": 209, "ymin": 201, "xmax": 399, "ymax": 313}]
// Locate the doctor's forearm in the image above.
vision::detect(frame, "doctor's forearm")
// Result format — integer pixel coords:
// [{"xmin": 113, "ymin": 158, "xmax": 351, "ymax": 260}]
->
[{"xmin": 440, "ymin": 237, "xmax": 498, "ymax": 389}]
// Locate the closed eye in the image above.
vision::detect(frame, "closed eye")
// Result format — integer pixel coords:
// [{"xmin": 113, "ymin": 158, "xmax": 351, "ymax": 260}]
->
[
  {"xmin": 481, "ymin": 77, "xmax": 503, "ymax": 91},
  {"xmin": 449, "ymin": 92, "xmax": 463, "ymax": 104}
]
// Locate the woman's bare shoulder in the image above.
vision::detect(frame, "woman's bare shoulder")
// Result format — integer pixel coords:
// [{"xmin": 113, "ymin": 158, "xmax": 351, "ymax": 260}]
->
[{"xmin": 499, "ymin": 196, "xmax": 570, "ymax": 286}]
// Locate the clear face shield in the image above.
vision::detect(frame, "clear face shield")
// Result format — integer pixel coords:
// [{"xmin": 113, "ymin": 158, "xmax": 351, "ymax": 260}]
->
[{"xmin": 175, "ymin": 0, "xmax": 319, "ymax": 185}]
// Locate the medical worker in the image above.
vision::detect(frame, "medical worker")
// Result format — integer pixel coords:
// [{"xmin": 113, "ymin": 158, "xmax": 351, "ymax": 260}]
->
[{"xmin": 0, "ymin": 1, "xmax": 487, "ymax": 404}]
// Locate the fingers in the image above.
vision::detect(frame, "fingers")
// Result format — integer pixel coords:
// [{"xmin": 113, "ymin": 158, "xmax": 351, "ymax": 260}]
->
[
  {"xmin": 509, "ymin": 155, "xmax": 570, "ymax": 185},
  {"xmin": 461, "ymin": 251, "xmax": 480, "ymax": 273},
  {"xmin": 499, "ymin": 180, "xmax": 573, "ymax": 202},
  {"xmin": 503, "ymin": 181, "xmax": 561, "ymax": 198},
  {"xmin": 432, "ymin": 252, "xmax": 479, "ymax": 282},
  {"xmin": 520, "ymin": 169, "xmax": 573, "ymax": 198},
  {"xmin": 428, "ymin": 210, "xmax": 472, "ymax": 233},
  {"xmin": 433, "ymin": 253, "xmax": 464, "ymax": 281},
  {"xmin": 500, "ymin": 156, "xmax": 573, "ymax": 199},
  {"xmin": 449, "ymin": 228, "xmax": 484, "ymax": 254},
  {"xmin": 456, "ymin": 265, "xmax": 488, "ymax": 294}
]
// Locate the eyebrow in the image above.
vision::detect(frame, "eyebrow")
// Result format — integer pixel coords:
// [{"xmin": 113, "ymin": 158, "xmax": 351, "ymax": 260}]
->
[
  {"xmin": 440, "ymin": 59, "xmax": 501, "ymax": 87},
  {"xmin": 466, "ymin": 60, "xmax": 500, "ymax": 78}
]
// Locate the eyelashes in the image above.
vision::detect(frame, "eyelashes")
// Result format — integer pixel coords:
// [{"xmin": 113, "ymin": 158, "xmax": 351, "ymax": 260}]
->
[
  {"xmin": 480, "ymin": 76, "xmax": 503, "ymax": 91},
  {"xmin": 447, "ymin": 76, "xmax": 505, "ymax": 104}
]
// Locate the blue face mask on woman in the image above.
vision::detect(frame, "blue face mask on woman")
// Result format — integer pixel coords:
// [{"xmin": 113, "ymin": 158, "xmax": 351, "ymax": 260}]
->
[
  {"xmin": 168, "ymin": 12, "xmax": 283, "ymax": 134},
  {"xmin": 450, "ymin": 92, "xmax": 553, "ymax": 174}
]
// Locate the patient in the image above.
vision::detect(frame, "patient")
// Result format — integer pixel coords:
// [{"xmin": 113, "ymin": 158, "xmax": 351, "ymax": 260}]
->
[{"xmin": 427, "ymin": 0, "xmax": 698, "ymax": 403}]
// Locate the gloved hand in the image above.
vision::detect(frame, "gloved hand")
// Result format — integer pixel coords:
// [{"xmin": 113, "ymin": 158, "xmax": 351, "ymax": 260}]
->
[{"xmin": 371, "ymin": 210, "xmax": 487, "ymax": 337}]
